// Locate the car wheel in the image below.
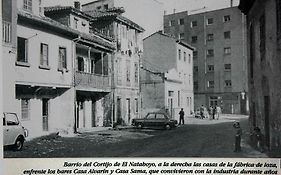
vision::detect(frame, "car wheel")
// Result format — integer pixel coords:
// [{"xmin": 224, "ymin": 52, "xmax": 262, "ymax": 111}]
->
[
  {"xmin": 164, "ymin": 124, "xmax": 171, "ymax": 130},
  {"xmin": 137, "ymin": 123, "xmax": 143, "ymax": 129},
  {"xmin": 14, "ymin": 137, "xmax": 24, "ymax": 151}
]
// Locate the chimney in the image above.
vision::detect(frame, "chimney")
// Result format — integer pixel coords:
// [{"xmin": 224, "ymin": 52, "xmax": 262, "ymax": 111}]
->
[
  {"xmin": 164, "ymin": 10, "xmax": 167, "ymax": 16},
  {"xmin": 230, "ymin": 0, "xmax": 233, "ymax": 7},
  {"xmin": 173, "ymin": 9, "xmax": 176, "ymax": 13},
  {"xmin": 74, "ymin": 1, "xmax": 81, "ymax": 10}
]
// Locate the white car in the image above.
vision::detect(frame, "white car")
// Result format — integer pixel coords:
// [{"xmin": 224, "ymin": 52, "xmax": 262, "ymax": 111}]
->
[{"xmin": 3, "ymin": 112, "xmax": 28, "ymax": 151}]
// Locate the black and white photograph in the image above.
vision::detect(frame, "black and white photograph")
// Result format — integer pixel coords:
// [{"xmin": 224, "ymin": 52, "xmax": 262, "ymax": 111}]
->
[{"xmin": 1, "ymin": 0, "xmax": 281, "ymax": 173}]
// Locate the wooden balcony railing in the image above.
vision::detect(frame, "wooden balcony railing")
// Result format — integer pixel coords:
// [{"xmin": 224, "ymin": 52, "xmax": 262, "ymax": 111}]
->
[{"xmin": 75, "ymin": 72, "xmax": 110, "ymax": 90}]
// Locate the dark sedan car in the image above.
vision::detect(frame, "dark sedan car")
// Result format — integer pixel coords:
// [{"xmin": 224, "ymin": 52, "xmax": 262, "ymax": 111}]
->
[{"xmin": 132, "ymin": 112, "xmax": 177, "ymax": 130}]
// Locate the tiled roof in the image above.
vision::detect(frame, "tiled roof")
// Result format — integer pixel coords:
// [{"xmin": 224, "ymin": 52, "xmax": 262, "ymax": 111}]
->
[
  {"xmin": 85, "ymin": 10, "xmax": 144, "ymax": 32},
  {"xmin": 18, "ymin": 11, "xmax": 115, "ymax": 51},
  {"xmin": 44, "ymin": 6, "xmax": 93, "ymax": 20}
]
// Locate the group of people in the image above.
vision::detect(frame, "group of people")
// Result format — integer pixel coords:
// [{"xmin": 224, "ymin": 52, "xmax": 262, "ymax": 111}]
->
[{"xmin": 198, "ymin": 105, "xmax": 222, "ymax": 120}]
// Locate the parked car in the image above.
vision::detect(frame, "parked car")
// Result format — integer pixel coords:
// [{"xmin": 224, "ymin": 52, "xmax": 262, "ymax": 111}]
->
[
  {"xmin": 3, "ymin": 112, "xmax": 28, "ymax": 151},
  {"xmin": 132, "ymin": 112, "xmax": 177, "ymax": 130}
]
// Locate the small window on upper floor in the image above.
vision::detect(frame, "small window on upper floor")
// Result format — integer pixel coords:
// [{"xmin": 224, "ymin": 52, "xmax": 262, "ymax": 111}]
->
[
  {"xmin": 208, "ymin": 80, "xmax": 215, "ymax": 88},
  {"xmin": 208, "ymin": 65, "xmax": 214, "ymax": 72},
  {"xmin": 17, "ymin": 37, "xmax": 28, "ymax": 63},
  {"xmin": 224, "ymin": 47, "xmax": 231, "ymax": 55},
  {"xmin": 104, "ymin": 4, "xmax": 108, "ymax": 10},
  {"xmin": 188, "ymin": 54, "xmax": 191, "ymax": 63},
  {"xmin": 178, "ymin": 49, "xmax": 181, "ymax": 60},
  {"xmin": 191, "ymin": 21, "xmax": 197, "ymax": 28},
  {"xmin": 184, "ymin": 52, "xmax": 187, "ymax": 62},
  {"xmin": 224, "ymin": 80, "xmax": 232, "ymax": 87},
  {"xmin": 97, "ymin": 6, "xmax": 101, "ymax": 10},
  {"xmin": 224, "ymin": 31, "xmax": 231, "ymax": 39},
  {"xmin": 207, "ymin": 49, "xmax": 214, "ymax": 57},
  {"xmin": 207, "ymin": 18, "xmax": 214, "ymax": 25},
  {"xmin": 179, "ymin": 33, "xmax": 185, "ymax": 40},
  {"xmin": 207, "ymin": 33, "xmax": 214, "ymax": 41},
  {"xmin": 179, "ymin": 18, "xmax": 184, "ymax": 25},
  {"xmin": 223, "ymin": 15, "xmax": 231, "ymax": 22},
  {"xmin": 193, "ymin": 50, "xmax": 198, "ymax": 58},
  {"xmin": 191, "ymin": 36, "xmax": 198, "ymax": 43},
  {"xmin": 23, "ymin": 0, "xmax": 32, "ymax": 12},
  {"xmin": 169, "ymin": 20, "xmax": 176, "ymax": 26},
  {"xmin": 224, "ymin": 64, "xmax": 231, "ymax": 71},
  {"xmin": 74, "ymin": 18, "xmax": 78, "ymax": 29}
]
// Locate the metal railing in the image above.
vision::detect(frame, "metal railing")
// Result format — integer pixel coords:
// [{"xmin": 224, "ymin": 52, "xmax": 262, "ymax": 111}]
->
[{"xmin": 75, "ymin": 71, "xmax": 110, "ymax": 90}]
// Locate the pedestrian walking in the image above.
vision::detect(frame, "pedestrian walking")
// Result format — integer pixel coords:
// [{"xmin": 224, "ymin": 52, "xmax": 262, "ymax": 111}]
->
[
  {"xmin": 254, "ymin": 127, "xmax": 265, "ymax": 153},
  {"xmin": 179, "ymin": 108, "xmax": 185, "ymax": 125},
  {"xmin": 209, "ymin": 106, "xmax": 213, "ymax": 120},
  {"xmin": 200, "ymin": 105, "xmax": 204, "ymax": 119},
  {"xmin": 212, "ymin": 106, "xmax": 216, "ymax": 120},
  {"xmin": 216, "ymin": 106, "xmax": 221, "ymax": 120},
  {"xmin": 233, "ymin": 121, "xmax": 242, "ymax": 152}
]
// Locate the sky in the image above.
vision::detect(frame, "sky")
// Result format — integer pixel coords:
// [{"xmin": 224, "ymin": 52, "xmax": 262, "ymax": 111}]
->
[{"xmin": 43, "ymin": 0, "xmax": 240, "ymax": 14}]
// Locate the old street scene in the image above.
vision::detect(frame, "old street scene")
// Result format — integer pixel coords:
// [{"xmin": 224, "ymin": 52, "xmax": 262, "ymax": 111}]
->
[{"xmin": 2, "ymin": 0, "xmax": 281, "ymax": 158}]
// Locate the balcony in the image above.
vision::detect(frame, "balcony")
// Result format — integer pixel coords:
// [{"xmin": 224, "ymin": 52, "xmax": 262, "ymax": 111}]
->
[
  {"xmin": 2, "ymin": 21, "xmax": 11, "ymax": 43},
  {"xmin": 75, "ymin": 72, "xmax": 111, "ymax": 91}
]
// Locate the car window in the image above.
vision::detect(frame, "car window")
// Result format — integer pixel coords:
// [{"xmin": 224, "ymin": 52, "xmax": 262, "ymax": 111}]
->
[
  {"xmin": 156, "ymin": 114, "xmax": 166, "ymax": 119},
  {"xmin": 5, "ymin": 113, "xmax": 19, "ymax": 126},
  {"xmin": 146, "ymin": 113, "xmax": 156, "ymax": 119}
]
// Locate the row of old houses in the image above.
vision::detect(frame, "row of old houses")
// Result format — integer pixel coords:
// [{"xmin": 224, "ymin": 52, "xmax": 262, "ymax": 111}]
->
[{"xmin": 2, "ymin": 0, "xmax": 144, "ymax": 139}]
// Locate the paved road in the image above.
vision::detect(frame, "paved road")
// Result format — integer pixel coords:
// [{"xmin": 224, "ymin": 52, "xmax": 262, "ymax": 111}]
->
[{"xmin": 4, "ymin": 115, "xmax": 267, "ymax": 158}]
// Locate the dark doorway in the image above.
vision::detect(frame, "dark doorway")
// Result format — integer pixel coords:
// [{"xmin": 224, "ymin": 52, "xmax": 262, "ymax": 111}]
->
[
  {"xmin": 117, "ymin": 97, "xmax": 122, "ymax": 124},
  {"xmin": 42, "ymin": 98, "xmax": 49, "ymax": 131},
  {"xmin": 264, "ymin": 96, "xmax": 270, "ymax": 148},
  {"xmin": 92, "ymin": 100, "xmax": 96, "ymax": 127}
]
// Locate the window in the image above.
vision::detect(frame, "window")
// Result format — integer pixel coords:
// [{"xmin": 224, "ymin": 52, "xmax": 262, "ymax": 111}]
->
[
  {"xmin": 59, "ymin": 47, "xmax": 67, "ymax": 69},
  {"xmin": 156, "ymin": 114, "xmax": 165, "ymax": 119},
  {"xmin": 179, "ymin": 18, "xmax": 184, "ymax": 25},
  {"xmin": 126, "ymin": 60, "xmax": 131, "ymax": 84},
  {"xmin": 194, "ymin": 66, "xmax": 198, "ymax": 73},
  {"xmin": 224, "ymin": 47, "xmax": 231, "ymax": 55},
  {"xmin": 135, "ymin": 98, "xmax": 138, "ymax": 113},
  {"xmin": 134, "ymin": 62, "xmax": 138, "ymax": 84},
  {"xmin": 208, "ymin": 65, "xmax": 214, "ymax": 72},
  {"xmin": 179, "ymin": 33, "xmax": 184, "ymax": 40},
  {"xmin": 224, "ymin": 64, "xmax": 231, "ymax": 71},
  {"xmin": 191, "ymin": 36, "xmax": 197, "ymax": 43},
  {"xmin": 208, "ymin": 81, "xmax": 214, "ymax": 88},
  {"xmin": 168, "ymin": 91, "xmax": 174, "ymax": 97},
  {"xmin": 207, "ymin": 18, "xmax": 213, "ymax": 25},
  {"xmin": 97, "ymin": 6, "xmax": 101, "ymax": 10},
  {"xmin": 223, "ymin": 15, "xmax": 231, "ymax": 22},
  {"xmin": 5, "ymin": 113, "xmax": 19, "ymax": 126},
  {"xmin": 184, "ymin": 52, "xmax": 186, "ymax": 62},
  {"xmin": 17, "ymin": 37, "xmax": 28, "ymax": 63},
  {"xmin": 40, "ymin": 43, "xmax": 49, "ymax": 67},
  {"xmin": 2, "ymin": 21, "xmax": 11, "ymax": 43},
  {"xmin": 74, "ymin": 18, "xmax": 78, "ymax": 29},
  {"xmin": 194, "ymin": 81, "xmax": 198, "ymax": 91},
  {"xmin": 207, "ymin": 33, "xmax": 214, "ymax": 41},
  {"xmin": 188, "ymin": 54, "xmax": 191, "ymax": 63},
  {"xmin": 224, "ymin": 31, "xmax": 231, "ymax": 39},
  {"xmin": 21, "ymin": 99, "xmax": 30, "ymax": 120},
  {"xmin": 193, "ymin": 51, "xmax": 198, "ymax": 58},
  {"xmin": 77, "ymin": 57, "xmax": 84, "ymax": 72},
  {"xmin": 104, "ymin": 4, "xmax": 108, "ymax": 10},
  {"xmin": 191, "ymin": 21, "xmax": 197, "ymax": 27},
  {"xmin": 225, "ymin": 80, "xmax": 232, "ymax": 87},
  {"xmin": 207, "ymin": 49, "xmax": 214, "ymax": 57},
  {"xmin": 178, "ymin": 49, "xmax": 181, "ymax": 60},
  {"xmin": 170, "ymin": 20, "xmax": 176, "ymax": 26},
  {"xmin": 260, "ymin": 14, "xmax": 266, "ymax": 61},
  {"xmin": 23, "ymin": 0, "xmax": 32, "ymax": 12}
]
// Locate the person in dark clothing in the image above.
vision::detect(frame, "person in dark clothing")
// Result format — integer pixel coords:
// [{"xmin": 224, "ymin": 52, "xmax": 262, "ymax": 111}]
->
[
  {"xmin": 233, "ymin": 121, "xmax": 242, "ymax": 152},
  {"xmin": 179, "ymin": 108, "xmax": 185, "ymax": 125},
  {"xmin": 212, "ymin": 106, "xmax": 216, "ymax": 119}
]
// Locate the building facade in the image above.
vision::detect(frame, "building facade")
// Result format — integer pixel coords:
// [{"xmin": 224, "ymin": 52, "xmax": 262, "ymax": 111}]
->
[
  {"xmin": 82, "ymin": 0, "xmax": 163, "ymax": 38},
  {"xmin": 141, "ymin": 31, "xmax": 194, "ymax": 121},
  {"xmin": 2, "ymin": 0, "xmax": 115, "ymax": 139},
  {"xmin": 44, "ymin": 4, "xmax": 115, "ymax": 132},
  {"xmin": 85, "ymin": 8, "xmax": 144, "ymax": 125},
  {"xmin": 164, "ymin": 7, "xmax": 248, "ymax": 114},
  {"xmin": 239, "ymin": 0, "xmax": 281, "ymax": 153}
]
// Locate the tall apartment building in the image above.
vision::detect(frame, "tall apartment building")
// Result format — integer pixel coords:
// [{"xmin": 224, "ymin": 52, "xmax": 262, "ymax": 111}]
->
[
  {"xmin": 141, "ymin": 31, "xmax": 194, "ymax": 121},
  {"xmin": 239, "ymin": 0, "xmax": 281, "ymax": 154},
  {"xmin": 164, "ymin": 7, "xmax": 248, "ymax": 114},
  {"xmin": 84, "ymin": 7, "xmax": 144, "ymax": 125},
  {"xmin": 82, "ymin": 0, "xmax": 163, "ymax": 38}
]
